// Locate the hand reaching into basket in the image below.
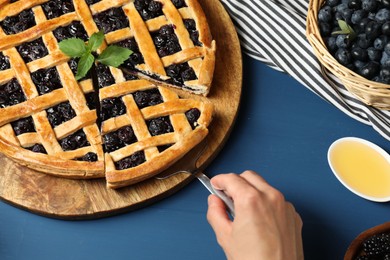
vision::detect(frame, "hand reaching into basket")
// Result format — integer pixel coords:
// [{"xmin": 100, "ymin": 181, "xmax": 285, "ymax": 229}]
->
[{"xmin": 207, "ymin": 170, "xmax": 304, "ymax": 260}]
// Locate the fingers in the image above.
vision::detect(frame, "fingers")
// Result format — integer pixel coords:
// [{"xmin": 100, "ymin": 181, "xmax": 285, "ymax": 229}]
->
[
  {"xmin": 207, "ymin": 195, "xmax": 232, "ymax": 246},
  {"xmin": 211, "ymin": 170, "xmax": 278, "ymax": 201}
]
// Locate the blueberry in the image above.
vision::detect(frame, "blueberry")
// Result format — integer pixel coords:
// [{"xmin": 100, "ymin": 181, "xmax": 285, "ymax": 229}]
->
[
  {"xmin": 359, "ymin": 61, "xmax": 380, "ymax": 78},
  {"xmin": 365, "ymin": 20, "xmax": 381, "ymax": 40},
  {"xmin": 374, "ymin": 35, "xmax": 389, "ymax": 50},
  {"xmin": 326, "ymin": 36, "xmax": 338, "ymax": 53},
  {"xmin": 381, "ymin": 51, "xmax": 390, "ymax": 67},
  {"xmin": 376, "ymin": 8, "xmax": 390, "ymax": 23},
  {"xmin": 319, "ymin": 6, "xmax": 333, "ymax": 23},
  {"xmin": 356, "ymin": 17, "xmax": 370, "ymax": 33},
  {"xmin": 367, "ymin": 47, "xmax": 382, "ymax": 61},
  {"xmin": 362, "ymin": 0, "xmax": 378, "ymax": 12},
  {"xmin": 336, "ymin": 34, "xmax": 351, "ymax": 48},
  {"xmin": 327, "ymin": 0, "xmax": 341, "ymax": 7},
  {"xmin": 385, "ymin": 42, "xmax": 390, "ymax": 55},
  {"xmin": 383, "ymin": 22, "xmax": 390, "ymax": 35},
  {"xmin": 351, "ymin": 47, "xmax": 369, "ymax": 61},
  {"xmin": 335, "ymin": 47, "xmax": 352, "ymax": 65},
  {"xmin": 351, "ymin": 9, "xmax": 367, "ymax": 24},
  {"xmin": 381, "ymin": 0, "xmax": 390, "ymax": 8},
  {"xmin": 348, "ymin": 0, "xmax": 362, "ymax": 9}
]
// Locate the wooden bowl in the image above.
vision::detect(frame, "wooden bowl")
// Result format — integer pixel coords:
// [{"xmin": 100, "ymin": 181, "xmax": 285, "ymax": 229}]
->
[
  {"xmin": 344, "ymin": 222, "xmax": 390, "ymax": 259},
  {"xmin": 306, "ymin": 0, "xmax": 390, "ymax": 110}
]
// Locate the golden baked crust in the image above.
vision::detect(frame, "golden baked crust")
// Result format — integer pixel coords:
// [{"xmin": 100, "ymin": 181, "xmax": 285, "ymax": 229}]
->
[{"xmin": 0, "ymin": 0, "xmax": 215, "ymax": 187}]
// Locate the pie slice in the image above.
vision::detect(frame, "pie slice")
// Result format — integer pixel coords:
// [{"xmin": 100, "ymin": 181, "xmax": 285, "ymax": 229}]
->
[
  {"xmin": 0, "ymin": 0, "xmax": 215, "ymax": 188},
  {"xmin": 98, "ymin": 67, "xmax": 212, "ymax": 188}
]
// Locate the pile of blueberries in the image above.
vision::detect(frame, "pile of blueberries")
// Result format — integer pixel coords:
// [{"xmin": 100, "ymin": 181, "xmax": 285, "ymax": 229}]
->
[{"xmin": 318, "ymin": 0, "xmax": 390, "ymax": 83}]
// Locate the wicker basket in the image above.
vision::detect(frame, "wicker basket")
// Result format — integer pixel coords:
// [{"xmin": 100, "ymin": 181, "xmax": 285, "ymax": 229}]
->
[{"xmin": 306, "ymin": 0, "xmax": 390, "ymax": 110}]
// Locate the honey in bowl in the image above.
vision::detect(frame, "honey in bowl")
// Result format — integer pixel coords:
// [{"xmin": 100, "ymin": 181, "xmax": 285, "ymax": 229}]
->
[{"xmin": 328, "ymin": 137, "xmax": 390, "ymax": 202}]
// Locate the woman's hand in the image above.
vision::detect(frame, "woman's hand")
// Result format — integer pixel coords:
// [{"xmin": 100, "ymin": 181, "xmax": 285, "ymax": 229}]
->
[{"xmin": 207, "ymin": 170, "xmax": 303, "ymax": 260}]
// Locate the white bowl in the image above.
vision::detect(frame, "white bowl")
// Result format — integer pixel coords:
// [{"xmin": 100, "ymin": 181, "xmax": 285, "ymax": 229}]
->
[{"xmin": 327, "ymin": 137, "xmax": 390, "ymax": 202}]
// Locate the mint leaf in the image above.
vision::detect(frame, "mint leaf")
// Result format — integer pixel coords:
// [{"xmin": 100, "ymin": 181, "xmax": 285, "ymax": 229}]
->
[
  {"xmin": 87, "ymin": 30, "xmax": 105, "ymax": 52},
  {"xmin": 332, "ymin": 20, "xmax": 356, "ymax": 41},
  {"xmin": 97, "ymin": 45, "xmax": 133, "ymax": 67},
  {"xmin": 59, "ymin": 38, "xmax": 86, "ymax": 58},
  {"xmin": 76, "ymin": 53, "xmax": 95, "ymax": 80}
]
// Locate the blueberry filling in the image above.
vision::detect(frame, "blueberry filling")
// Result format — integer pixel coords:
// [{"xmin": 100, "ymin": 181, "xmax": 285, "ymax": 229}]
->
[
  {"xmin": 11, "ymin": 116, "xmax": 35, "ymax": 135},
  {"xmin": 184, "ymin": 19, "xmax": 201, "ymax": 46},
  {"xmin": 17, "ymin": 38, "xmax": 48, "ymax": 63},
  {"xmin": 134, "ymin": 0, "xmax": 163, "ymax": 21},
  {"xmin": 53, "ymin": 21, "xmax": 88, "ymax": 42},
  {"xmin": 171, "ymin": 0, "xmax": 187, "ymax": 8},
  {"xmin": 115, "ymin": 38, "xmax": 144, "ymax": 68},
  {"xmin": 0, "ymin": 78, "xmax": 26, "ymax": 108},
  {"xmin": 165, "ymin": 62, "xmax": 197, "ymax": 85},
  {"xmin": 0, "ymin": 52, "xmax": 10, "ymax": 71},
  {"xmin": 185, "ymin": 108, "xmax": 200, "ymax": 129},
  {"xmin": 26, "ymin": 144, "xmax": 47, "ymax": 154},
  {"xmin": 86, "ymin": 0, "xmax": 102, "ymax": 4},
  {"xmin": 85, "ymin": 92, "xmax": 98, "ymax": 110},
  {"xmin": 152, "ymin": 25, "xmax": 182, "ymax": 57},
  {"xmin": 93, "ymin": 7, "xmax": 129, "ymax": 34},
  {"xmin": 42, "ymin": 0, "xmax": 75, "ymax": 19},
  {"xmin": 115, "ymin": 151, "xmax": 146, "ymax": 170},
  {"xmin": 124, "ymin": 72, "xmax": 139, "ymax": 81},
  {"xmin": 100, "ymin": 97, "xmax": 126, "ymax": 121},
  {"xmin": 103, "ymin": 125, "xmax": 137, "ymax": 153},
  {"xmin": 0, "ymin": 9, "xmax": 35, "ymax": 35},
  {"xmin": 31, "ymin": 67, "xmax": 62, "ymax": 95},
  {"xmin": 46, "ymin": 102, "xmax": 76, "ymax": 128},
  {"xmin": 158, "ymin": 144, "xmax": 173, "ymax": 152},
  {"xmin": 76, "ymin": 152, "xmax": 98, "ymax": 162},
  {"xmin": 60, "ymin": 129, "xmax": 90, "ymax": 151},
  {"xmin": 96, "ymin": 63, "xmax": 115, "ymax": 88},
  {"xmin": 147, "ymin": 116, "xmax": 173, "ymax": 136},
  {"xmin": 133, "ymin": 88, "xmax": 163, "ymax": 109}
]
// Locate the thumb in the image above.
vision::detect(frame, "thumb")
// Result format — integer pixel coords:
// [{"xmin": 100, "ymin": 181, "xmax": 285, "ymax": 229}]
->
[{"xmin": 207, "ymin": 195, "xmax": 232, "ymax": 244}]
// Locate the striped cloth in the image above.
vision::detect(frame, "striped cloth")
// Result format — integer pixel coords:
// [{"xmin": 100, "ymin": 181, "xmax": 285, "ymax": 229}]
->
[{"xmin": 220, "ymin": 0, "xmax": 390, "ymax": 141}]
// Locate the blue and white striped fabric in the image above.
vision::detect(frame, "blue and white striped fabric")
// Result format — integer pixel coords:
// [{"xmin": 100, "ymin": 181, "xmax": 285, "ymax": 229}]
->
[{"xmin": 220, "ymin": 0, "xmax": 390, "ymax": 141}]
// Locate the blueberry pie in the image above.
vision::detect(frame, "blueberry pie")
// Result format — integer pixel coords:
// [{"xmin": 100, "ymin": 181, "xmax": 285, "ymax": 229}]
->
[{"xmin": 0, "ymin": 0, "xmax": 214, "ymax": 188}]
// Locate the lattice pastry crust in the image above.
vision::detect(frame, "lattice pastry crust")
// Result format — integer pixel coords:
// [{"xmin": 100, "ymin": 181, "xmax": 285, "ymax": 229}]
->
[{"xmin": 0, "ymin": 0, "xmax": 215, "ymax": 188}]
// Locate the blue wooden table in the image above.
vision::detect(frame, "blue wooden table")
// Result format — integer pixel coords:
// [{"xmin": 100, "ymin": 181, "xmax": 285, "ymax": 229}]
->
[{"xmin": 1, "ymin": 54, "xmax": 390, "ymax": 260}]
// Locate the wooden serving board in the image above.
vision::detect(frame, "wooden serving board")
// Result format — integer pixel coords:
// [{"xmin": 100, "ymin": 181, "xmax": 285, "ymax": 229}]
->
[{"xmin": 0, "ymin": 0, "xmax": 242, "ymax": 219}]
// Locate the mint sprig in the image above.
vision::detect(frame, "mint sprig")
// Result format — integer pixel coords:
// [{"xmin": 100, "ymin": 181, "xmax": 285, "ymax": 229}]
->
[
  {"xmin": 332, "ymin": 20, "xmax": 356, "ymax": 42},
  {"xmin": 59, "ymin": 31, "xmax": 133, "ymax": 80}
]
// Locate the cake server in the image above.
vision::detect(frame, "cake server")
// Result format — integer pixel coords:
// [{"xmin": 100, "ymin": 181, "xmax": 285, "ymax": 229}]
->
[{"xmin": 155, "ymin": 140, "xmax": 235, "ymax": 218}]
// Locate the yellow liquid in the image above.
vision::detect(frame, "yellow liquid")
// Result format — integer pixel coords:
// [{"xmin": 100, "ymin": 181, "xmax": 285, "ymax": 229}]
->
[{"xmin": 329, "ymin": 139, "xmax": 390, "ymax": 198}]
